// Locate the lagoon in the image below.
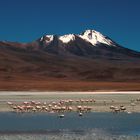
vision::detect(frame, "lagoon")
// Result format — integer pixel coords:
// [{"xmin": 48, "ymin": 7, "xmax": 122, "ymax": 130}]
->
[{"xmin": 0, "ymin": 112, "xmax": 140, "ymax": 136}]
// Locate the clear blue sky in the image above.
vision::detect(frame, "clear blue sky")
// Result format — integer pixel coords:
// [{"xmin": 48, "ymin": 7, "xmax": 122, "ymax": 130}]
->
[{"xmin": 0, "ymin": 0, "xmax": 140, "ymax": 51}]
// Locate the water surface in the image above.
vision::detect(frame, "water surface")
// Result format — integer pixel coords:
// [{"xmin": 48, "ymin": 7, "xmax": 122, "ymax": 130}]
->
[{"xmin": 0, "ymin": 112, "xmax": 140, "ymax": 136}]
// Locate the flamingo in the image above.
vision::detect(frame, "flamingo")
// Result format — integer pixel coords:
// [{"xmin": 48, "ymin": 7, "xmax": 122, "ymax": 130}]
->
[
  {"xmin": 36, "ymin": 106, "xmax": 42, "ymax": 112},
  {"xmin": 7, "ymin": 102, "xmax": 13, "ymax": 106},
  {"xmin": 79, "ymin": 112, "xmax": 83, "ymax": 116},
  {"xmin": 77, "ymin": 105, "xmax": 82, "ymax": 112},
  {"xmin": 23, "ymin": 101, "xmax": 29, "ymax": 105},
  {"xmin": 110, "ymin": 105, "xmax": 115, "ymax": 112},
  {"xmin": 80, "ymin": 99, "xmax": 84, "ymax": 104},
  {"xmin": 45, "ymin": 107, "xmax": 48, "ymax": 112},
  {"xmin": 32, "ymin": 108, "xmax": 37, "ymax": 112},
  {"xmin": 31, "ymin": 101, "xmax": 36, "ymax": 105},
  {"xmin": 26, "ymin": 105, "xmax": 33, "ymax": 112},
  {"xmin": 86, "ymin": 106, "xmax": 92, "ymax": 112},
  {"xmin": 92, "ymin": 99, "xmax": 96, "ymax": 102},
  {"xmin": 120, "ymin": 105, "xmax": 126, "ymax": 112},
  {"xmin": 67, "ymin": 106, "xmax": 73, "ymax": 112},
  {"xmin": 76, "ymin": 100, "xmax": 80, "ymax": 104},
  {"xmin": 131, "ymin": 103, "xmax": 136, "ymax": 111},
  {"xmin": 103, "ymin": 100, "xmax": 107, "ymax": 105},
  {"xmin": 89, "ymin": 99, "xmax": 93, "ymax": 103},
  {"xmin": 58, "ymin": 114, "xmax": 65, "ymax": 118},
  {"xmin": 61, "ymin": 106, "xmax": 66, "ymax": 112},
  {"xmin": 41, "ymin": 106, "xmax": 47, "ymax": 112},
  {"xmin": 12, "ymin": 105, "xmax": 18, "ymax": 112},
  {"xmin": 136, "ymin": 98, "xmax": 140, "ymax": 102},
  {"xmin": 68, "ymin": 99, "xmax": 73, "ymax": 105},
  {"xmin": 114, "ymin": 107, "xmax": 120, "ymax": 113}
]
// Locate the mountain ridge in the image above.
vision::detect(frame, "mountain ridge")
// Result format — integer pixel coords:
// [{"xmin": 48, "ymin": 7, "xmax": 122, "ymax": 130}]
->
[
  {"xmin": 1, "ymin": 29, "xmax": 140, "ymax": 58},
  {"xmin": 0, "ymin": 29, "xmax": 140, "ymax": 91}
]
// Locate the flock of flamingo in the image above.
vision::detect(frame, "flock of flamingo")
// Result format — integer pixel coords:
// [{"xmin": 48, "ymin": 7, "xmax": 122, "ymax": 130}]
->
[
  {"xmin": 7, "ymin": 99, "xmax": 94, "ymax": 117},
  {"xmin": 7, "ymin": 97, "xmax": 140, "ymax": 117}
]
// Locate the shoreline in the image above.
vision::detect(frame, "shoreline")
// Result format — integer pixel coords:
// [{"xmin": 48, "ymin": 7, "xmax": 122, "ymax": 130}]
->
[{"xmin": 0, "ymin": 91, "xmax": 140, "ymax": 95}]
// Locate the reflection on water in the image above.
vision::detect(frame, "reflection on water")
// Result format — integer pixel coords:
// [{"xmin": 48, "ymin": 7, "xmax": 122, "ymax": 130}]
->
[{"xmin": 0, "ymin": 112, "xmax": 140, "ymax": 139}]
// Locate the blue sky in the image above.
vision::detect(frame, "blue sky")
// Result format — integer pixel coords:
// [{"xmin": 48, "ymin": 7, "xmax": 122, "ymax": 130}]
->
[{"xmin": 0, "ymin": 0, "xmax": 140, "ymax": 51}]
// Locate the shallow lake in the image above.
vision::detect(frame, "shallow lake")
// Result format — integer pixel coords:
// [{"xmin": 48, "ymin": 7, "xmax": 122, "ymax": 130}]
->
[{"xmin": 0, "ymin": 112, "xmax": 140, "ymax": 136}]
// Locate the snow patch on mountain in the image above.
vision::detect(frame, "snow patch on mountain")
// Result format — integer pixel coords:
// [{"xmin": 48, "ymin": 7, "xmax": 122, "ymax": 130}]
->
[
  {"xmin": 40, "ymin": 35, "xmax": 54, "ymax": 44},
  {"xmin": 59, "ymin": 34, "xmax": 75, "ymax": 43},
  {"xmin": 79, "ymin": 30, "xmax": 115, "ymax": 46}
]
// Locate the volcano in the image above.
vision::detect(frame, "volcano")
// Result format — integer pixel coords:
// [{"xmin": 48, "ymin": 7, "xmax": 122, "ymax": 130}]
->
[{"xmin": 0, "ymin": 29, "xmax": 140, "ymax": 91}]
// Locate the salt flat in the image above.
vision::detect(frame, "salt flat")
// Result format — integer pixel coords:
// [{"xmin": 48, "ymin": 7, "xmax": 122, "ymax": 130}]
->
[{"xmin": 0, "ymin": 91, "xmax": 140, "ymax": 112}]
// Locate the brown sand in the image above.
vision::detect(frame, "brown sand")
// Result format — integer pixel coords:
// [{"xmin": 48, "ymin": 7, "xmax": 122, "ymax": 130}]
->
[{"xmin": 0, "ymin": 79, "xmax": 140, "ymax": 91}]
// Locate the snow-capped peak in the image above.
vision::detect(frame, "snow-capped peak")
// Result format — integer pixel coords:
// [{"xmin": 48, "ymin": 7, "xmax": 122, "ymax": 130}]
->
[
  {"xmin": 79, "ymin": 30, "xmax": 114, "ymax": 46},
  {"xmin": 39, "ymin": 29, "xmax": 116, "ymax": 47},
  {"xmin": 40, "ymin": 35, "xmax": 54, "ymax": 43},
  {"xmin": 59, "ymin": 34, "xmax": 75, "ymax": 43}
]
